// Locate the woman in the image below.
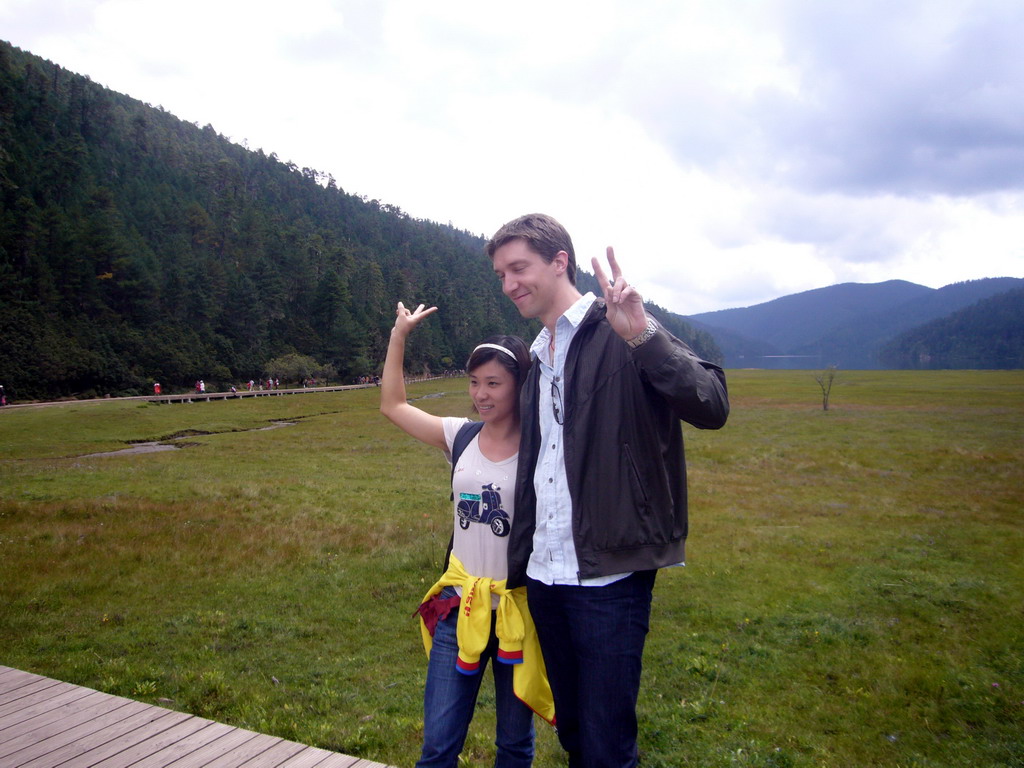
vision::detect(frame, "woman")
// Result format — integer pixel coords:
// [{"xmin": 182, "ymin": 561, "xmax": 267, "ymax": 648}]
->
[{"xmin": 380, "ymin": 301, "xmax": 552, "ymax": 768}]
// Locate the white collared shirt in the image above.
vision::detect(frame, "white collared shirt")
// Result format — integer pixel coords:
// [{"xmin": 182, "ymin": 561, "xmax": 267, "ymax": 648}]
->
[{"xmin": 526, "ymin": 292, "xmax": 631, "ymax": 587}]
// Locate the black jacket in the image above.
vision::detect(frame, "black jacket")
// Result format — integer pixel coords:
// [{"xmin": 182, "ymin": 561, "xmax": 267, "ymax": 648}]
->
[{"xmin": 508, "ymin": 300, "xmax": 729, "ymax": 586}]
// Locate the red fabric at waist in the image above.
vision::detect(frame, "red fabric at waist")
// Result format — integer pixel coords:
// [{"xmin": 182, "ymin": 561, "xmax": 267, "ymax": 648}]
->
[{"xmin": 415, "ymin": 594, "xmax": 462, "ymax": 637}]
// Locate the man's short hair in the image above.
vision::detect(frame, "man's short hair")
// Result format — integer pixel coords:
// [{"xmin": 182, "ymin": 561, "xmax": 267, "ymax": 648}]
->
[{"xmin": 486, "ymin": 213, "xmax": 577, "ymax": 286}]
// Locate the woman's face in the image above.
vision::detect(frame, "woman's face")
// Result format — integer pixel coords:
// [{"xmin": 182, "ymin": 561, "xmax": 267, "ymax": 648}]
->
[{"xmin": 468, "ymin": 359, "xmax": 518, "ymax": 424}]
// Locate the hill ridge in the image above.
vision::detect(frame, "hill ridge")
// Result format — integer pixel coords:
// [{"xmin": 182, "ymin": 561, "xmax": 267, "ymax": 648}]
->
[
  {"xmin": 688, "ymin": 277, "xmax": 1024, "ymax": 369},
  {"xmin": 0, "ymin": 40, "xmax": 721, "ymax": 400}
]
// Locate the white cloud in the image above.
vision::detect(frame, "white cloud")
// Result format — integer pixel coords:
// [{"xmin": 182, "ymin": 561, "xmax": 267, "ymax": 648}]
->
[{"xmin": 1, "ymin": 0, "xmax": 1021, "ymax": 314}]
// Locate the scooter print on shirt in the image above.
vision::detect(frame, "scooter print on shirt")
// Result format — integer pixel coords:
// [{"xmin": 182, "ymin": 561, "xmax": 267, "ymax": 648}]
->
[{"xmin": 457, "ymin": 483, "xmax": 510, "ymax": 537}]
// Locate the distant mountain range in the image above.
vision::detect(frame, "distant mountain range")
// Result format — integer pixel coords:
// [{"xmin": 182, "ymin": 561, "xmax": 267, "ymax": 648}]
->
[
  {"xmin": 1, "ymin": 38, "xmax": 1019, "ymax": 402},
  {"xmin": 687, "ymin": 277, "xmax": 1024, "ymax": 369}
]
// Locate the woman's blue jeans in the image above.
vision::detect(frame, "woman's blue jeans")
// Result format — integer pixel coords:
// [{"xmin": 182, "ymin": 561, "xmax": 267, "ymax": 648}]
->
[{"xmin": 416, "ymin": 588, "xmax": 536, "ymax": 768}]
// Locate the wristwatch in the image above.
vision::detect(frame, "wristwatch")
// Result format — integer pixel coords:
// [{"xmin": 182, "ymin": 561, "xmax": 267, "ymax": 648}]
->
[{"xmin": 627, "ymin": 319, "xmax": 657, "ymax": 349}]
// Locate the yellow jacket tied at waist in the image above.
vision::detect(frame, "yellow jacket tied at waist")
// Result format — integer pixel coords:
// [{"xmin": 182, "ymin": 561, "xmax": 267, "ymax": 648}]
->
[{"xmin": 418, "ymin": 553, "xmax": 554, "ymax": 724}]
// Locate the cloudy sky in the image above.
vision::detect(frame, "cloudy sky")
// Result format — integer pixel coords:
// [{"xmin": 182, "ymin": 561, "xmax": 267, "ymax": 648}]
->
[{"xmin": 2, "ymin": 0, "xmax": 1023, "ymax": 313}]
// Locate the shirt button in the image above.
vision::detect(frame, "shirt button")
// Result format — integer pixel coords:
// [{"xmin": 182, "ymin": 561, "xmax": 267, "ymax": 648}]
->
[{"xmin": 548, "ymin": 477, "xmax": 554, "ymax": 483}]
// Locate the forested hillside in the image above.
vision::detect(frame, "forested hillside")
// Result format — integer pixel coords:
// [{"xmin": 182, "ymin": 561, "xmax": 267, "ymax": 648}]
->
[
  {"xmin": 690, "ymin": 280, "xmax": 933, "ymax": 353},
  {"xmin": 0, "ymin": 41, "xmax": 719, "ymax": 401},
  {"xmin": 688, "ymin": 277, "xmax": 1024, "ymax": 369},
  {"xmin": 0, "ymin": 42, "xmax": 529, "ymax": 399},
  {"xmin": 879, "ymin": 287, "xmax": 1024, "ymax": 369}
]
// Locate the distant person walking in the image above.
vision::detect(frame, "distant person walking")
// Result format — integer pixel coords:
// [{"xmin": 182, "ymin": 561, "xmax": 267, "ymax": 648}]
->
[{"xmin": 380, "ymin": 300, "xmax": 553, "ymax": 768}]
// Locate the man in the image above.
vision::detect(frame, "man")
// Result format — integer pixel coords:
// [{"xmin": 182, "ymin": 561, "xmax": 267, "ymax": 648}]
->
[{"xmin": 487, "ymin": 214, "xmax": 729, "ymax": 767}]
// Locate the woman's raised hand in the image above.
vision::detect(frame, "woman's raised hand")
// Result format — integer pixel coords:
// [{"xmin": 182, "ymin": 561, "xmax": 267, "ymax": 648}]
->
[
  {"xmin": 392, "ymin": 301, "xmax": 439, "ymax": 339},
  {"xmin": 381, "ymin": 300, "xmax": 446, "ymax": 450}
]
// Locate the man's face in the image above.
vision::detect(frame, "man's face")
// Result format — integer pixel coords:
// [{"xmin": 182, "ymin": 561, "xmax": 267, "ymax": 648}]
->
[{"xmin": 492, "ymin": 239, "xmax": 565, "ymax": 322}]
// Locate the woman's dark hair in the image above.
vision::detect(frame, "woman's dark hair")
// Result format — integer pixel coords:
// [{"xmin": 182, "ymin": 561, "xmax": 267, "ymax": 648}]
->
[{"xmin": 466, "ymin": 335, "xmax": 532, "ymax": 416}]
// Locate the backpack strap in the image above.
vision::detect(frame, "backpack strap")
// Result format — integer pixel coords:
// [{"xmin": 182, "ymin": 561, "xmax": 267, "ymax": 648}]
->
[
  {"xmin": 442, "ymin": 421, "xmax": 485, "ymax": 571},
  {"xmin": 450, "ymin": 420, "xmax": 485, "ymax": 493}
]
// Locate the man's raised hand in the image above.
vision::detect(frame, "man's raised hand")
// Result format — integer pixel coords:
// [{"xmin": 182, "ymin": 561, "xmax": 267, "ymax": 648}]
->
[{"xmin": 591, "ymin": 247, "xmax": 647, "ymax": 341}]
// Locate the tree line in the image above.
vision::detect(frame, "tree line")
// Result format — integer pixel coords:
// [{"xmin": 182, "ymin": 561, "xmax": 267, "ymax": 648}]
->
[
  {"xmin": 0, "ymin": 41, "xmax": 720, "ymax": 401},
  {"xmin": 878, "ymin": 287, "xmax": 1024, "ymax": 369}
]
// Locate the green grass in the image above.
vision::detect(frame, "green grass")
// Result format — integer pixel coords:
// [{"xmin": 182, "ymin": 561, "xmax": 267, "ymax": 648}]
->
[{"xmin": 1, "ymin": 371, "xmax": 1022, "ymax": 767}]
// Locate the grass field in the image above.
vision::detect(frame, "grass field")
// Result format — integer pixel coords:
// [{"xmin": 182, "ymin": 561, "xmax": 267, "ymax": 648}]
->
[{"xmin": 1, "ymin": 370, "xmax": 1022, "ymax": 767}]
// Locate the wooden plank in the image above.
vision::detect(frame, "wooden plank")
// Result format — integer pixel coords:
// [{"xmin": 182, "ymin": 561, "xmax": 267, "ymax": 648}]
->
[
  {"xmin": 0, "ymin": 674, "xmax": 61, "ymax": 699},
  {"xmin": 0, "ymin": 696, "xmax": 141, "ymax": 765},
  {"xmin": 0, "ymin": 680, "xmax": 68, "ymax": 716},
  {"xmin": 0, "ymin": 678, "xmax": 65, "ymax": 716},
  {"xmin": 0, "ymin": 667, "xmax": 39, "ymax": 686},
  {"xmin": 0, "ymin": 684, "xmax": 104, "ymax": 733},
  {"xmin": 0, "ymin": 684, "xmax": 96, "ymax": 730},
  {"xmin": 0, "ymin": 667, "xmax": 399, "ymax": 768},
  {"xmin": 185, "ymin": 732, "xmax": 291, "ymax": 768},
  {"xmin": 0, "ymin": 668, "xmax": 27, "ymax": 689},
  {"xmin": 148, "ymin": 727, "xmax": 262, "ymax": 768},
  {"xmin": 14, "ymin": 708, "xmax": 186, "ymax": 768},
  {"xmin": 0, "ymin": 692, "xmax": 124, "ymax": 753},
  {"xmin": 272, "ymin": 748, "xmax": 344, "ymax": 768},
  {"xmin": 311, "ymin": 754, "xmax": 361, "ymax": 768},
  {"xmin": 199, "ymin": 736, "xmax": 307, "ymax": 768},
  {"xmin": 79, "ymin": 716, "xmax": 214, "ymax": 768},
  {"xmin": 0, "ymin": 690, "xmax": 111, "ymax": 739},
  {"xmin": 115, "ymin": 720, "xmax": 238, "ymax": 768},
  {"xmin": 15, "ymin": 708, "xmax": 187, "ymax": 768}
]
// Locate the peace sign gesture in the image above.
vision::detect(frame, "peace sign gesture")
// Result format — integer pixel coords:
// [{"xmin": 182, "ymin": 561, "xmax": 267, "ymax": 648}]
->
[
  {"xmin": 591, "ymin": 247, "xmax": 648, "ymax": 341},
  {"xmin": 392, "ymin": 301, "xmax": 438, "ymax": 341}
]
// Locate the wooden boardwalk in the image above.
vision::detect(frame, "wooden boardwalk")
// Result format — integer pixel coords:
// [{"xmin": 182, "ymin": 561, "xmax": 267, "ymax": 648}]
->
[
  {"xmin": 0, "ymin": 377, "xmax": 455, "ymax": 410},
  {"xmin": 0, "ymin": 666, "xmax": 398, "ymax": 768},
  {"xmin": 146, "ymin": 385, "xmax": 373, "ymax": 405}
]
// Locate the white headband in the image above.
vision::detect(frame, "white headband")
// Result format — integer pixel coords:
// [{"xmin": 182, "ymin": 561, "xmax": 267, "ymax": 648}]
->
[{"xmin": 471, "ymin": 343, "xmax": 516, "ymax": 361}]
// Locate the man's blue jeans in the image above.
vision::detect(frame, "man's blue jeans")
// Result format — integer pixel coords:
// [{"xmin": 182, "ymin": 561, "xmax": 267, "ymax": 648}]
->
[
  {"xmin": 416, "ymin": 588, "xmax": 535, "ymax": 768},
  {"xmin": 526, "ymin": 570, "xmax": 657, "ymax": 768}
]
